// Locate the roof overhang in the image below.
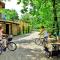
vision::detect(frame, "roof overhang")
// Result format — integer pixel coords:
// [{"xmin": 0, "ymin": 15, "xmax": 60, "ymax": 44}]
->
[{"xmin": 0, "ymin": 1, "xmax": 5, "ymax": 8}]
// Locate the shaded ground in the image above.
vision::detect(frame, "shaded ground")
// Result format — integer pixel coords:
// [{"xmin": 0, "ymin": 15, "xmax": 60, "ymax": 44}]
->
[{"xmin": 0, "ymin": 31, "xmax": 60, "ymax": 60}]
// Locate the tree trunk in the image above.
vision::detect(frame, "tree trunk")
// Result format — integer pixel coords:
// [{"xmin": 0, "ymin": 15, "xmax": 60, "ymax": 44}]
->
[{"xmin": 52, "ymin": 0, "xmax": 59, "ymax": 36}]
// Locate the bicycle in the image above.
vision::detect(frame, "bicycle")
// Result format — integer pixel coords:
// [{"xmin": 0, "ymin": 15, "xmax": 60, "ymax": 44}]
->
[
  {"xmin": 0, "ymin": 35, "xmax": 17, "ymax": 54},
  {"xmin": 35, "ymin": 37, "xmax": 48, "ymax": 46}
]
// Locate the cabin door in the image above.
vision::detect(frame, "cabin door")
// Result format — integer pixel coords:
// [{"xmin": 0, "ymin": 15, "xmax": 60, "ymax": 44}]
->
[{"xmin": 6, "ymin": 24, "xmax": 9, "ymax": 34}]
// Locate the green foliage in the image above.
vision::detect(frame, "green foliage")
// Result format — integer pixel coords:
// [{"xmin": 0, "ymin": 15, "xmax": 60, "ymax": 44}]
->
[
  {"xmin": 1, "ymin": 0, "xmax": 59, "ymax": 33},
  {"xmin": 20, "ymin": 0, "xmax": 54, "ymax": 32},
  {"xmin": 0, "ymin": 8, "xmax": 18, "ymax": 21}
]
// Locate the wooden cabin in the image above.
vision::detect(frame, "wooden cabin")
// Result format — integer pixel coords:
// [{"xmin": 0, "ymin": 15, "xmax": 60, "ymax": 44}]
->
[
  {"xmin": 0, "ymin": 1, "xmax": 32, "ymax": 35},
  {"xmin": 0, "ymin": 20, "xmax": 19, "ymax": 35},
  {"xmin": 0, "ymin": 1, "xmax": 20, "ymax": 35}
]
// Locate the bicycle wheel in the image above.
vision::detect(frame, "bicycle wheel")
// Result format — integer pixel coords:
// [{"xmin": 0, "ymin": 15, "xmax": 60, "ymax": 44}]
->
[
  {"xmin": 35, "ymin": 38, "xmax": 41, "ymax": 45},
  {"xmin": 8, "ymin": 42, "xmax": 17, "ymax": 51}
]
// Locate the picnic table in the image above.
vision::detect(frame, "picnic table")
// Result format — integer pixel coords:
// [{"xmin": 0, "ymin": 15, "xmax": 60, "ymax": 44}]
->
[{"xmin": 50, "ymin": 42, "xmax": 60, "ymax": 56}]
